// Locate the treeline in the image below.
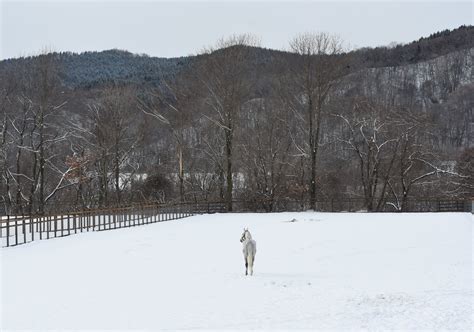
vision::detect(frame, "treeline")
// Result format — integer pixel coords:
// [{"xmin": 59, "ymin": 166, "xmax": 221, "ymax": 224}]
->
[
  {"xmin": 353, "ymin": 25, "xmax": 474, "ymax": 68},
  {"xmin": 0, "ymin": 28, "xmax": 472, "ymax": 214},
  {"xmin": 0, "ymin": 49, "xmax": 189, "ymax": 89},
  {"xmin": 1, "ymin": 26, "xmax": 472, "ymax": 89}
]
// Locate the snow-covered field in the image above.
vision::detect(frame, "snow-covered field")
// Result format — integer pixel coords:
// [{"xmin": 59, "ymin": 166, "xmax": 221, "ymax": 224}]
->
[{"xmin": 1, "ymin": 212, "xmax": 472, "ymax": 330}]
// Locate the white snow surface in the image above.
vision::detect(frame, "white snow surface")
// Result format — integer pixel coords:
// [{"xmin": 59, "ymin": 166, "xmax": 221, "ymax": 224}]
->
[{"xmin": 1, "ymin": 212, "xmax": 473, "ymax": 330}]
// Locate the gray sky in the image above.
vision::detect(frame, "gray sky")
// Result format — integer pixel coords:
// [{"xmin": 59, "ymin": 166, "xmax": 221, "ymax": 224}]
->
[{"xmin": 1, "ymin": 0, "xmax": 472, "ymax": 60}]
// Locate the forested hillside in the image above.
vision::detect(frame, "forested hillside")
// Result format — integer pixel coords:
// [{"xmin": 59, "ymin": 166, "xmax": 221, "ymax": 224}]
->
[
  {"xmin": 2, "ymin": 25, "xmax": 472, "ymax": 88},
  {"xmin": 0, "ymin": 26, "xmax": 472, "ymax": 214}
]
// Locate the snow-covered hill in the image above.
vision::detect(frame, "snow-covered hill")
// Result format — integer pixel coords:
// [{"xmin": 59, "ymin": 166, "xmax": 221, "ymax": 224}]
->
[{"xmin": 1, "ymin": 212, "xmax": 472, "ymax": 330}]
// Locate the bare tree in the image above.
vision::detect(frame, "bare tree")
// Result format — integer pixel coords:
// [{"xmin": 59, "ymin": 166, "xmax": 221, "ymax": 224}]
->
[
  {"xmin": 454, "ymin": 148, "xmax": 474, "ymax": 198},
  {"xmin": 2, "ymin": 52, "xmax": 72, "ymax": 214},
  {"xmin": 87, "ymin": 86, "xmax": 143, "ymax": 206},
  {"xmin": 139, "ymin": 70, "xmax": 197, "ymax": 203},
  {"xmin": 0, "ymin": 65, "xmax": 18, "ymax": 213},
  {"xmin": 287, "ymin": 32, "xmax": 348, "ymax": 210},
  {"xmin": 240, "ymin": 96, "xmax": 294, "ymax": 211},
  {"xmin": 333, "ymin": 98, "xmax": 401, "ymax": 211},
  {"xmin": 196, "ymin": 34, "xmax": 259, "ymax": 211}
]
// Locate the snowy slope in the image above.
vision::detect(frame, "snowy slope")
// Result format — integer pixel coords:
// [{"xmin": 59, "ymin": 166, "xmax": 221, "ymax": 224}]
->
[{"xmin": 1, "ymin": 212, "xmax": 472, "ymax": 330}]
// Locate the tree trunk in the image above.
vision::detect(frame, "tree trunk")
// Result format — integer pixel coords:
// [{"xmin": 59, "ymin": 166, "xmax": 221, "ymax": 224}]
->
[
  {"xmin": 38, "ymin": 108, "xmax": 45, "ymax": 214},
  {"xmin": 308, "ymin": 97, "xmax": 316, "ymax": 210},
  {"xmin": 114, "ymin": 141, "xmax": 121, "ymax": 205},
  {"xmin": 178, "ymin": 145, "xmax": 184, "ymax": 202},
  {"xmin": 225, "ymin": 128, "xmax": 233, "ymax": 212}
]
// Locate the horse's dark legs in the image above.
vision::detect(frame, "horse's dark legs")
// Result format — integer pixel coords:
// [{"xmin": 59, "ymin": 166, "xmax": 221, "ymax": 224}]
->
[{"xmin": 245, "ymin": 258, "xmax": 248, "ymax": 276}]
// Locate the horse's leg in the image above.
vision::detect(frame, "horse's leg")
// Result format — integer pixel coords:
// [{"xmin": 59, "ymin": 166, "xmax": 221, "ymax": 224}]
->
[
  {"xmin": 248, "ymin": 254, "xmax": 254, "ymax": 276},
  {"xmin": 245, "ymin": 257, "xmax": 248, "ymax": 276}
]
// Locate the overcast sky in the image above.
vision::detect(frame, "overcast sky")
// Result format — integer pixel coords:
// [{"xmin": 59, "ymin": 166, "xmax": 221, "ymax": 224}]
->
[{"xmin": 1, "ymin": 0, "xmax": 472, "ymax": 60}]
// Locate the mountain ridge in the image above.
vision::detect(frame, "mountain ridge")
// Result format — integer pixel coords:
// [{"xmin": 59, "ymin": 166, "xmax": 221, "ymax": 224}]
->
[{"xmin": 0, "ymin": 25, "xmax": 472, "ymax": 89}]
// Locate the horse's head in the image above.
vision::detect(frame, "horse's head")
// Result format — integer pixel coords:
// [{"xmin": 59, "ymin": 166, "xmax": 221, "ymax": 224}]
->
[{"xmin": 240, "ymin": 228, "xmax": 251, "ymax": 242}]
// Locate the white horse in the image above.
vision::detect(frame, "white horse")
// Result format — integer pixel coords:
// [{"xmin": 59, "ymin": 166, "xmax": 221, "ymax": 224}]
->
[{"xmin": 240, "ymin": 228, "xmax": 257, "ymax": 276}]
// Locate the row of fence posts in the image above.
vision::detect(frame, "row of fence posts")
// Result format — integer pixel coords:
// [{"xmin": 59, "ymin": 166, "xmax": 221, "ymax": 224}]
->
[
  {"xmin": 0, "ymin": 203, "xmax": 193, "ymax": 248},
  {"xmin": 1, "ymin": 199, "xmax": 471, "ymax": 248}
]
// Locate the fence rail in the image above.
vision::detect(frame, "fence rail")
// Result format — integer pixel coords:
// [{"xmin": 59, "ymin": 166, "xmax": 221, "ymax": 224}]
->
[
  {"xmin": 1, "ymin": 198, "xmax": 471, "ymax": 248},
  {"xmin": 0, "ymin": 203, "xmax": 193, "ymax": 248},
  {"xmin": 190, "ymin": 198, "xmax": 472, "ymax": 213}
]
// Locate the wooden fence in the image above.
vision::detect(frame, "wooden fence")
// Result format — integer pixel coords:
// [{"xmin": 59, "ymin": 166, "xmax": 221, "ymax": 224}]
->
[
  {"xmin": 0, "ymin": 203, "xmax": 193, "ymax": 248},
  {"xmin": 1, "ymin": 198, "xmax": 471, "ymax": 248},
  {"xmin": 193, "ymin": 198, "xmax": 472, "ymax": 213}
]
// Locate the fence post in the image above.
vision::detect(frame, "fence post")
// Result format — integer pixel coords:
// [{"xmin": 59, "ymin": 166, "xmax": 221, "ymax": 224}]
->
[
  {"xmin": 136, "ymin": 205, "xmax": 139, "ymax": 225},
  {"xmin": 15, "ymin": 217, "xmax": 19, "ymax": 246},
  {"xmin": 6, "ymin": 215, "xmax": 10, "ymax": 247},
  {"xmin": 67, "ymin": 212, "xmax": 71, "ymax": 236},
  {"xmin": 133, "ymin": 206, "xmax": 137, "ymax": 226},
  {"xmin": 39, "ymin": 215, "xmax": 43, "ymax": 240},
  {"xmin": 54, "ymin": 214, "xmax": 58, "ymax": 238},
  {"xmin": 61, "ymin": 214, "xmax": 65, "ymax": 237},
  {"xmin": 22, "ymin": 214, "xmax": 26, "ymax": 245},
  {"xmin": 31, "ymin": 215, "xmax": 35, "ymax": 242},
  {"xmin": 46, "ymin": 215, "xmax": 50, "ymax": 239},
  {"xmin": 73, "ymin": 213, "xmax": 77, "ymax": 234}
]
